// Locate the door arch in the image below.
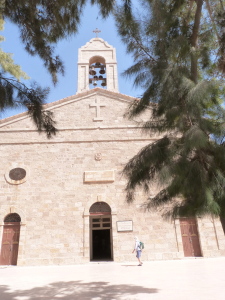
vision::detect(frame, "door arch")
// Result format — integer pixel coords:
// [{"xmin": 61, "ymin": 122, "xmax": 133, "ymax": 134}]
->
[
  {"xmin": 89, "ymin": 202, "xmax": 113, "ymax": 261},
  {"xmin": 0, "ymin": 213, "xmax": 21, "ymax": 265}
]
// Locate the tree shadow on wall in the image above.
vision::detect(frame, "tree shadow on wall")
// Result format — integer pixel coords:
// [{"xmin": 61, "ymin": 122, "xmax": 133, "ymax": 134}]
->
[{"xmin": 0, "ymin": 281, "xmax": 158, "ymax": 299}]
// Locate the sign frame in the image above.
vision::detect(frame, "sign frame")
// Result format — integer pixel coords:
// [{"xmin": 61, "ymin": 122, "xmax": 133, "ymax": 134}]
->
[{"xmin": 117, "ymin": 220, "xmax": 133, "ymax": 232}]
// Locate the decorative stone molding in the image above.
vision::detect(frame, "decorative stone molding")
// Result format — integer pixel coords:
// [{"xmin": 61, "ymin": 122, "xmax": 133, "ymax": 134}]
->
[
  {"xmin": 89, "ymin": 98, "xmax": 106, "ymax": 121},
  {"xmin": 95, "ymin": 153, "xmax": 102, "ymax": 161}
]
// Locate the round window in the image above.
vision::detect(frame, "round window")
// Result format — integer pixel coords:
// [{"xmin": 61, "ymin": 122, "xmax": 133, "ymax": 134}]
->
[
  {"xmin": 5, "ymin": 166, "xmax": 28, "ymax": 185},
  {"xmin": 9, "ymin": 168, "xmax": 26, "ymax": 181}
]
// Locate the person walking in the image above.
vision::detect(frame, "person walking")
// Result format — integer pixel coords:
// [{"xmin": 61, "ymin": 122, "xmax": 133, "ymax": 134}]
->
[{"xmin": 132, "ymin": 237, "xmax": 143, "ymax": 266}]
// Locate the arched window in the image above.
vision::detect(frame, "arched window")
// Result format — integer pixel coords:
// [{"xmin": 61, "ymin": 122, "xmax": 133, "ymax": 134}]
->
[
  {"xmin": 89, "ymin": 56, "xmax": 107, "ymax": 88},
  {"xmin": 89, "ymin": 202, "xmax": 111, "ymax": 215},
  {"xmin": 4, "ymin": 213, "xmax": 21, "ymax": 223}
]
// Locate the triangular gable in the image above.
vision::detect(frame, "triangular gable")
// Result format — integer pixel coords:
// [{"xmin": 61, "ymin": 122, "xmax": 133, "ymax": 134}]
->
[{"xmin": 0, "ymin": 88, "xmax": 138, "ymax": 131}]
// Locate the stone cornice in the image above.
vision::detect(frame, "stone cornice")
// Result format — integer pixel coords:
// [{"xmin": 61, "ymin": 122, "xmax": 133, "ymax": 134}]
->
[
  {"xmin": 0, "ymin": 125, "xmax": 143, "ymax": 133},
  {"xmin": 0, "ymin": 138, "xmax": 158, "ymax": 146}
]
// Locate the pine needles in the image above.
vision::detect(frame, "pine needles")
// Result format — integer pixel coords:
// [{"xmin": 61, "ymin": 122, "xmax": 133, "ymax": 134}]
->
[{"xmin": 116, "ymin": 0, "xmax": 225, "ymax": 218}]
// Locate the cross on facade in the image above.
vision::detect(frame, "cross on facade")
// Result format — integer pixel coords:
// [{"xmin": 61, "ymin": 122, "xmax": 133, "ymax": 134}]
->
[
  {"xmin": 90, "ymin": 98, "xmax": 106, "ymax": 121},
  {"xmin": 93, "ymin": 28, "xmax": 101, "ymax": 38}
]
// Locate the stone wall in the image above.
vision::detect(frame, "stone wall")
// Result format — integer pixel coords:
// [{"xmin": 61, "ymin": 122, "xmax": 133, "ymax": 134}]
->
[{"xmin": 0, "ymin": 90, "xmax": 224, "ymax": 266}]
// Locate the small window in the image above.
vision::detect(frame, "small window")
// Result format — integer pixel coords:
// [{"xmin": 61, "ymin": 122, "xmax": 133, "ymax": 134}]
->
[
  {"xmin": 102, "ymin": 218, "xmax": 110, "ymax": 222},
  {"xmin": 9, "ymin": 168, "xmax": 26, "ymax": 181},
  {"xmin": 92, "ymin": 224, "xmax": 100, "ymax": 228},
  {"xmin": 5, "ymin": 166, "xmax": 28, "ymax": 185},
  {"xmin": 92, "ymin": 218, "xmax": 101, "ymax": 223}
]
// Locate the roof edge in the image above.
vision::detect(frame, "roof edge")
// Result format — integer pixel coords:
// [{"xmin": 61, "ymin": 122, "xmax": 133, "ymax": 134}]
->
[{"xmin": 0, "ymin": 88, "xmax": 139, "ymax": 126}]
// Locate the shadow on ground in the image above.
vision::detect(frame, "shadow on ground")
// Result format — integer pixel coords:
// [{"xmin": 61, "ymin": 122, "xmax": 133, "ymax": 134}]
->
[{"xmin": 0, "ymin": 281, "xmax": 158, "ymax": 299}]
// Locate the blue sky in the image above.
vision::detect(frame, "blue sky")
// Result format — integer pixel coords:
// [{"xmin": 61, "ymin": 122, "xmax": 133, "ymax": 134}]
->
[{"xmin": 1, "ymin": 4, "xmax": 144, "ymax": 119}]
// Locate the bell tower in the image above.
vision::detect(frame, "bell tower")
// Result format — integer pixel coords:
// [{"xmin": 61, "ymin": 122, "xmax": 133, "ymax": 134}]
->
[{"xmin": 77, "ymin": 30, "xmax": 119, "ymax": 94}]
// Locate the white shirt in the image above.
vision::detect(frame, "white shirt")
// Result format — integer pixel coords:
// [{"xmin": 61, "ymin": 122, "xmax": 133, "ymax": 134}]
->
[{"xmin": 134, "ymin": 240, "xmax": 141, "ymax": 251}]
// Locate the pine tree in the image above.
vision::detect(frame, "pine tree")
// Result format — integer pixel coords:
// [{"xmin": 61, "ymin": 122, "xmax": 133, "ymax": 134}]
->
[{"xmin": 115, "ymin": 0, "xmax": 225, "ymax": 219}]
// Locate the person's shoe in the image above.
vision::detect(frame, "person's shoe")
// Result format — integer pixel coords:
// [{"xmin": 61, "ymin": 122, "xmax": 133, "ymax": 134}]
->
[{"xmin": 138, "ymin": 264, "xmax": 142, "ymax": 266}]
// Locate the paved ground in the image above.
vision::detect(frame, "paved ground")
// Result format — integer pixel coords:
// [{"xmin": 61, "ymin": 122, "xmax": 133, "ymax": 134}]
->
[{"xmin": 0, "ymin": 257, "xmax": 225, "ymax": 300}]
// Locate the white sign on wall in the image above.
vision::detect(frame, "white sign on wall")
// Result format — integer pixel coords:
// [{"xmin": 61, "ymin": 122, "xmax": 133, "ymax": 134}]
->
[{"xmin": 117, "ymin": 220, "xmax": 133, "ymax": 232}]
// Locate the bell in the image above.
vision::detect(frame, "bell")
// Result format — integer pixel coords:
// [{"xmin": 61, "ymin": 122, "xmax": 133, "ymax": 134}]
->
[
  {"xmin": 93, "ymin": 80, "xmax": 97, "ymax": 86},
  {"xmin": 95, "ymin": 62, "xmax": 101, "ymax": 67},
  {"xmin": 101, "ymin": 79, "xmax": 106, "ymax": 87},
  {"xmin": 99, "ymin": 67, "xmax": 105, "ymax": 74},
  {"xmin": 89, "ymin": 66, "xmax": 96, "ymax": 75},
  {"xmin": 94, "ymin": 75, "xmax": 98, "ymax": 79},
  {"xmin": 99, "ymin": 75, "xmax": 103, "ymax": 79}
]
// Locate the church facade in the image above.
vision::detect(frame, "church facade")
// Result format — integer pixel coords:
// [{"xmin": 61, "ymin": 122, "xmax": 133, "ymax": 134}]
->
[{"xmin": 0, "ymin": 37, "xmax": 225, "ymax": 266}]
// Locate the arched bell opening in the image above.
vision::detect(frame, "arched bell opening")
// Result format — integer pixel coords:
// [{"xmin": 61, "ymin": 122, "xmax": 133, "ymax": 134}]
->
[
  {"xmin": 89, "ymin": 202, "xmax": 113, "ymax": 261},
  {"xmin": 89, "ymin": 56, "xmax": 107, "ymax": 89},
  {"xmin": 0, "ymin": 213, "xmax": 21, "ymax": 265}
]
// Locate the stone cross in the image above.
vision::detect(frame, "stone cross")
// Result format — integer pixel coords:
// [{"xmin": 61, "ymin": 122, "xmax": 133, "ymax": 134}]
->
[
  {"xmin": 93, "ymin": 28, "xmax": 101, "ymax": 38},
  {"xmin": 90, "ymin": 98, "xmax": 106, "ymax": 121}
]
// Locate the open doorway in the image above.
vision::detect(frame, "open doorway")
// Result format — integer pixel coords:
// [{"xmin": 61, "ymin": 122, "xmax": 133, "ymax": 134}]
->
[
  {"xmin": 89, "ymin": 202, "xmax": 113, "ymax": 261},
  {"xmin": 92, "ymin": 228, "xmax": 111, "ymax": 260}
]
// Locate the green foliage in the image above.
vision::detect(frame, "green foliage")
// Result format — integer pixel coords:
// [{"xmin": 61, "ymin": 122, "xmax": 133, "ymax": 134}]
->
[
  {"xmin": 116, "ymin": 0, "xmax": 225, "ymax": 218},
  {"xmin": 0, "ymin": 50, "xmax": 29, "ymax": 80},
  {"xmin": 0, "ymin": 17, "xmax": 57, "ymax": 137},
  {"xmin": 0, "ymin": 74, "xmax": 57, "ymax": 138},
  {"xmin": 0, "ymin": 19, "xmax": 28, "ymax": 80}
]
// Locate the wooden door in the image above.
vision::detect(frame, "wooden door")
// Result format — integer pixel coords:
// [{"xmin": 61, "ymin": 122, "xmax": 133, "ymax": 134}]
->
[
  {"xmin": 0, "ymin": 222, "xmax": 20, "ymax": 265},
  {"xmin": 180, "ymin": 218, "xmax": 202, "ymax": 257}
]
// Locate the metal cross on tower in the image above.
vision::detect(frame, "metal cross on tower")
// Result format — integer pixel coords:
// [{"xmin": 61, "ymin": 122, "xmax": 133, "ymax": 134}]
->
[{"xmin": 93, "ymin": 28, "xmax": 101, "ymax": 38}]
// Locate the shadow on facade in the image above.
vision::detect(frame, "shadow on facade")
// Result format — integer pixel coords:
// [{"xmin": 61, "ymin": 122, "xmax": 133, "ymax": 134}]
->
[{"xmin": 0, "ymin": 281, "xmax": 158, "ymax": 299}]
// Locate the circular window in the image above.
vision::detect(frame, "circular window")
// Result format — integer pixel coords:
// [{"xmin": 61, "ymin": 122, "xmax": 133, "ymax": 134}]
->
[
  {"xmin": 9, "ymin": 168, "xmax": 26, "ymax": 181},
  {"xmin": 5, "ymin": 165, "xmax": 28, "ymax": 185}
]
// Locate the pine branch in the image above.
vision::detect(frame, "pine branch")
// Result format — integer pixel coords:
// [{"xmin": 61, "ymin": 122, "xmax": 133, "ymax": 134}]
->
[
  {"xmin": 0, "ymin": 74, "xmax": 57, "ymax": 138},
  {"xmin": 205, "ymin": 0, "xmax": 220, "ymax": 41},
  {"xmin": 190, "ymin": 0, "xmax": 203, "ymax": 83},
  {"xmin": 129, "ymin": 36, "xmax": 157, "ymax": 63},
  {"xmin": 219, "ymin": 0, "xmax": 225, "ymax": 10}
]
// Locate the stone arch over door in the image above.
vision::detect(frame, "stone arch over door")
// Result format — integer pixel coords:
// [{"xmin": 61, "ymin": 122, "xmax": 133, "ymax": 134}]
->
[
  {"xmin": 89, "ymin": 201, "xmax": 111, "ymax": 215},
  {"xmin": 89, "ymin": 201, "xmax": 113, "ymax": 261},
  {"xmin": 84, "ymin": 197, "xmax": 117, "ymax": 216},
  {"xmin": 0, "ymin": 213, "xmax": 21, "ymax": 265}
]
